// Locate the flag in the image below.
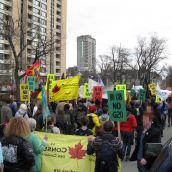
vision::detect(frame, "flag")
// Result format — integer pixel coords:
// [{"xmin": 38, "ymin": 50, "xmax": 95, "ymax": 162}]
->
[
  {"xmin": 25, "ymin": 59, "xmax": 41, "ymax": 81},
  {"xmin": 88, "ymin": 78, "xmax": 103, "ymax": 93},
  {"xmin": 97, "ymin": 74, "xmax": 104, "ymax": 86},
  {"xmin": 156, "ymin": 84, "xmax": 172, "ymax": 101},
  {"xmin": 41, "ymin": 85, "xmax": 50, "ymax": 120},
  {"xmin": 49, "ymin": 75, "xmax": 80, "ymax": 102}
]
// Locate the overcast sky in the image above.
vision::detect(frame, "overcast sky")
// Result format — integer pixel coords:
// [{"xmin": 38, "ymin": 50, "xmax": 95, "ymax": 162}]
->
[{"xmin": 66, "ymin": 0, "xmax": 172, "ymax": 68}]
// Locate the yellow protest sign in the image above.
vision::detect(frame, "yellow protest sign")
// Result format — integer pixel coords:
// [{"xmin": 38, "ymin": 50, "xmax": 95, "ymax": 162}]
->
[
  {"xmin": 36, "ymin": 132, "xmax": 122, "ymax": 172},
  {"xmin": 46, "ymin": 74, "xmax": 55, "ymax": 90},
  {"xmin": 84, "ymin": 83, "xmax": 91, "ymax": 98},
  {"xmin": 148, "ymin": 83, "xmax": 156, "ymax": 96},
  {"xmin": 116, "ymin": 84, "xmax": 127, "ymax": 100},
  {"xmin": 20, "ymin": 84, "xmax": 30, "ymax": 102},
  {"xmin": 49, "ymin": 75, "xmax": 80, "ymax": 102}
]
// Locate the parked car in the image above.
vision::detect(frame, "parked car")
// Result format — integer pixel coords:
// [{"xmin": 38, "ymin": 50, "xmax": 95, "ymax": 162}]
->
[{"xmin": 150, "ymin": 138, "xmax": 172, "ymax": 172}]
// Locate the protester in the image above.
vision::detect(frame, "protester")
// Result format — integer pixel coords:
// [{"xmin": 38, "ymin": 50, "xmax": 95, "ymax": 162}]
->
[
  {"xmin": 167, "ymin": 97, "xmax": 172, "ymax": 127},
  {"xmin": 130, "ymin": 111, "xmax": 161, "ymax": 172},
  {"xmin": 87, "ymin": 105, "xmax": 101, "ymax": 136},
  {"xmin": 75, "ymin": 100, "xmax": 87, "ymax": 128},
  {"xmin": 42, "ymin": 116, "xmax": 60, "ymax": 134},
  {"xmin": 55, "ymin": 108, "xmax": 67, "ymax": 134},
  {"xmin": 33, "ymin": 104, "xmax": 44, "ymax": 131},
  {"xmin": 75, "ymin": 116, "xmax": 93, "ymax": 136},
  {"xmin": 120, "ymin": 107, "xmax": 137, "ymax": 161},
  {"xmin": 0, "ymin": 98, "xmax": 12, "ymax": 124},
  {"xmin": 15, "ymin": 103, "xmax": 29, "ymax": 120},
  {"xmin": 95, "ymin": 99, "xmax": 103, "ymax": 116},
  {"xmin": 99, "ymin": 105, "xmax": 109, "ymax": 125},
  {"xmin": 32, "ymin": 99, "xmax": 41, "ymax": 117},
  {"xmin": 157, "ymin": 101, "xmax": 168, "ymax": 136},
  {"xmin": 0, "ymin": 142, "xmax": 3, "ymax": 171},
  {"xmin": 0, "ymin": 99, "xmax": 13, "ymax": 138},
  {"xmin": 63, "ymin": 103, "xmax": 75, "ymax": 134},
  {"xmin": 87, "ymin": 121, "xmax": 124, "ymax": 172},
  {"xmin": 27, "ymin": 118, "xmax": 48, "ymax": 172},
  {"xmin": 1, "ymin": 117, "xmax": 35, "ymax": 172}
]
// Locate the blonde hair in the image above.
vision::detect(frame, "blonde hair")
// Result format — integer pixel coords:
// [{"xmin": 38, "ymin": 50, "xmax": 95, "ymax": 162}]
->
[{"xmin": 5, "ymin": 117, "xmax": 30, "ymax": 138}]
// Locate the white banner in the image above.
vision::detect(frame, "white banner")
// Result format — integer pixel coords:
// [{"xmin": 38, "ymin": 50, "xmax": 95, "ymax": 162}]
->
[{"xmin": 156, "ymin": 85, "xmax": 172, "ymax": 101}]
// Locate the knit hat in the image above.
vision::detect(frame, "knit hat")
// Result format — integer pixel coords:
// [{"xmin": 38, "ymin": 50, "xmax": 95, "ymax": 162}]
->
[{"xmin": 20, "ymin": 104, "xmax": 27, "ymax": 111}]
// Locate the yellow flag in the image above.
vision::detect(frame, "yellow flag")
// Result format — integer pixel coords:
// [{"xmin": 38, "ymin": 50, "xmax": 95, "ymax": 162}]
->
[{"xmin": 49, "ymin": 75, "xmax": 80, "ymax": 102}]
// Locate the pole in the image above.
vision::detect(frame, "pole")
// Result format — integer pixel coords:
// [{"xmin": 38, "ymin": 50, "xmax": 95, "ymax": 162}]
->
[{"xmin": 117, "ymin": 122, "xmax": 121, "ymax": 140}]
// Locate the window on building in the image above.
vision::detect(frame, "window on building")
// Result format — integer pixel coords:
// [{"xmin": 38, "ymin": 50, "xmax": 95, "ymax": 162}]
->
[
  {"xmin": 0, "ymin": 53, "xmax": 4, "ymax": 60},
  {"xmin": 41, "ymin": 11, "xmax": 46, "ymax": 17},
  {"xmin": 40, "ymin": 19, "xmax": 46, "ymax": 25},
  {"xmin": 0, "ymin": 3, "xmax": 4, "ymax": 10},
  {"xmin": 34, "ymin": 0, "xmax": 40, "ymax": 6},
  {"xmin": 40, "ymin": 27, "xmax": 46, "ymax": 33},
  {"xmin": 33, "ymin": 7, "xmax": 40, "ymax": 14},
  {"xmin": 41, "ymin": 3, "xmax": 47, "ymax": 10},
  {"xmin": 32, "ymin": 16, "xmax": 39, "ymax": 22},
  {"xmin": 0, "ymin": 44, "xmax": 3, "ymax": 50},
  {"xmin": 42, "ymin": 0, "xmax": 47, "ymax": 2}
]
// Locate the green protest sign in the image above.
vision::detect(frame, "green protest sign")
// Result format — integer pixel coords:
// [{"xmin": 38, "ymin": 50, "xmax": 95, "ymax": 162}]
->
[
  {"xmin": 130, "ymin": 88, "xmax": 135, "ymax": 97},
  {"xmin": 27, "ymin": 76, "xmax": 35, "ymax": 91},
  {"xmin": 138, "ymin": 89, "xmax": 146, "ymax": 102},
  {"xmin": 84, "ymin": 83, "xmax": 91, "ymax": 98},
  {"xmin": 108, "ymin": 90, "xmax": 127, "ymax": 122}
]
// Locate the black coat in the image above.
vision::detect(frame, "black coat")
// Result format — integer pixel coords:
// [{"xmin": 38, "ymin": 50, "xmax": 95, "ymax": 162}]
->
[
  {"xmin": 87, "ymin": 132, "xmax": 124, "ymax": 172},
  {"xmin": 130, "ymin": 125, "xmax": 161, "ymax": 170},
  {"xmin": 1, "ymin": 135, "xmax": 35, "ymax": 172}
]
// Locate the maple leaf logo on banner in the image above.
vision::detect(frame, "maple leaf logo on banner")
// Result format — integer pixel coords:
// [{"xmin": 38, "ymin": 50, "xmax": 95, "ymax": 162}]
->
[
  {"xmin": 52, "ymin": 85, "xmax": 60, "ymax": 93},
  {"xmin": 69, "ymin": 142, "xmax": 86, "ymax": 168}
]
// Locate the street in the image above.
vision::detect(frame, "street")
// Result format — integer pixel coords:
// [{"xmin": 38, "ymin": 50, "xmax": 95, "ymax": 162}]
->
[{"xmin": 122, "ymin": 125, "xmax": 172, "ymax": 172}]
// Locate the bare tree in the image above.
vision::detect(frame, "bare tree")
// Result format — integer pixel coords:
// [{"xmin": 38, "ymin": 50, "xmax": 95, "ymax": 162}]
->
[
  {"xmin": 97, "ymin": 46, "xmax": 131, "ymax": 85},
  {"xmin": 165, "ymin": 65, "xmax": 172, "ymax": 86},
  {"xmin": 134, "ymin": 35, "xmax": 167, "ymax": 86},
  {"xmin": 97, "ymin": 55, "xmax": 112, "ymax": 85},
  {"xmin": 0, "ymin": 15, "xmax": 55, "ymax": 99}
]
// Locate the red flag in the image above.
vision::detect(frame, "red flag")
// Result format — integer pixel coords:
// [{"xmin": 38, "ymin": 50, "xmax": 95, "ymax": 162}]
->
[
  {"xmin": 25, "ymin": 59, "xmax": 41, "ymax": 76},
  {"xmin": 25, "ymin": 60, "xmax": 41, "ymax": 81}
]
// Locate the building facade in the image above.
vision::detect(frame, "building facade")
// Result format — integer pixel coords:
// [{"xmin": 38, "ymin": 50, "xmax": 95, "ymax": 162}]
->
[
  {"xmin": 77, "ymin": 35, "xmax": 96, "ymax": 73},
  {"xmin": 0, "ymin": 0, "xmax": 66, "ymax": 82}
]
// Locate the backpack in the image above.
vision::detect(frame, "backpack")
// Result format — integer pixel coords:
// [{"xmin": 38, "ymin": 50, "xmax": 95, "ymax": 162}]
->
[
  {"xmin": 87, "ymin": 115, "xmax": 95, "ymax": 130},
  {"xmin": 96, "ymin": 139, "xmax": 118, "ymax": 172}
]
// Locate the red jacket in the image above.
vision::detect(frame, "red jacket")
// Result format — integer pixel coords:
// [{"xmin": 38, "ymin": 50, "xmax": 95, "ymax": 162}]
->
[{"xmin": 120, "ymin": 114, "xmax": 137, "ymax": 132}]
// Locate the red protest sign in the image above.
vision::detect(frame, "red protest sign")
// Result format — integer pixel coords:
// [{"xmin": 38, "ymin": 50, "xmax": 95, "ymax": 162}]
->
[{"xmin": 93, "ymin": 86, "xmax": 103, "ymax": 102}]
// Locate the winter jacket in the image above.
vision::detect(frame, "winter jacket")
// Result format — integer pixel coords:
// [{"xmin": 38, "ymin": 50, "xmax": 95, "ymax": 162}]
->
[
  {"xmin": 27, "ymin": 132, "xmax": 47, "ymax": 172},
  {"xmin": 15, "ymin": 109, "xmax": 29, "ymax": 120},
  {"xmin": 120, "ymin": 114, "xmax": 137, "ymax": 132},
  {"xmin": 87, "ymin": 113, "xmax": 101, "ymax": 136},
  {"xmin": 1, "ymin": 135, "xmax": 35, "ymax": 172},
  {"xmin": 130, "ymin": 125, "xmax": 161, "ymax": 170}
]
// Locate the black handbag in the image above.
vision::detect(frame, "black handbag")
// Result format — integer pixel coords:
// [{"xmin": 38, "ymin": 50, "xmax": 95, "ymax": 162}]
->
[{"xmin": 145, "ymin": 143, "xmax": 162, "ymax": 157}]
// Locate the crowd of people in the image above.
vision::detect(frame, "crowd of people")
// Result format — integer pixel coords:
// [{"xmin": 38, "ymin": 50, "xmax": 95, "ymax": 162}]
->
[{"xmin": 0, "ymin": 94, "xmax": 172, "ymax": 172}]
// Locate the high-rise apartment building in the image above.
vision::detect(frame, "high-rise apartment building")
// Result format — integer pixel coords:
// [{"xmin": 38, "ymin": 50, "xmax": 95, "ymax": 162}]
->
[
  {"xmin": 0, "ymin": 0, "xmax": 66, "ymax": 81},
  {"xmin": 77, "ymin": 35, "xmax": 96, "ymax": 73}
]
